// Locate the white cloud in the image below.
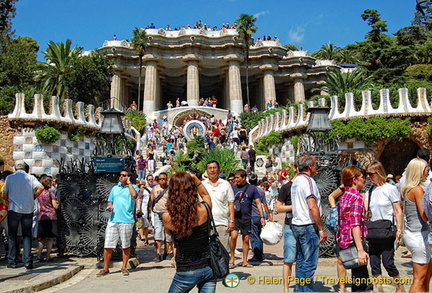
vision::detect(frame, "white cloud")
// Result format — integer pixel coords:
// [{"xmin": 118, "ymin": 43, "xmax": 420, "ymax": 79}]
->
[
  {"xmin": 288, "ymin": 26, "xmax": 305, "ymax": 44},
  {"xmin": 253, "ymin": 11, "xmax": 269, "ymax": 18}
]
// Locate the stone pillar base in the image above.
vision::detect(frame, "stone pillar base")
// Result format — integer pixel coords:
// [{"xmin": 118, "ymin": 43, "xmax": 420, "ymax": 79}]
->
[{"xmin": 143, "ymin": 100, "xmax": 155, "ymax": 116}]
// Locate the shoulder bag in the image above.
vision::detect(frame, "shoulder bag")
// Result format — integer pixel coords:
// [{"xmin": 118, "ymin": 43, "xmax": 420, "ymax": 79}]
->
[
  {"xmin": 202, "ymin": 201, "xmax": 230, "ymax": 279},
  {"xmin": 365, "ymin": 186, "xmax": 396, "ymax": 242},
  {"xmin": 234, "ymin": 184, "xmax": 250, "ymax": 213},
  {"xmin": 339, "ymin": 244, "xmax": 361, "ymax": 269}
]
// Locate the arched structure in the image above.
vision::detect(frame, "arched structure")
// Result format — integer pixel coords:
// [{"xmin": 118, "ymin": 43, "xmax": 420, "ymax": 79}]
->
[{"xmin": 97, "ymin": 28, "xmax": 338, "ymax": 116}]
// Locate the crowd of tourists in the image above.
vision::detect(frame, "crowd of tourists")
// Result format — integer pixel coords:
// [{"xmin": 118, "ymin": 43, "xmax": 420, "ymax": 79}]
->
[
  {"xmin": 144, "ymin": 20, "xmax": 238, "ymax": 32},
  {"xmin": 0, "ymin": 160, "xmax": 59, "ymax": 269},
  {"xmin": 1, "ymin": 138, "xmax": 431, "ymax": 292},
  {"xmin": 94, "ymin": 148, "xmax": 432, "ymax": 292}
]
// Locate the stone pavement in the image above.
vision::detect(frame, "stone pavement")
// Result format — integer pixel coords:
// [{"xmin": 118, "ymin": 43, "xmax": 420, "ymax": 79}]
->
[{"xmin": 0, "ymin": 212, "xmax": 415, "ymax": 292}]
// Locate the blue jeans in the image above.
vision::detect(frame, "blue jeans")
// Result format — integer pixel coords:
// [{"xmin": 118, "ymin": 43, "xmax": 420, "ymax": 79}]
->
[
  {"xmin": 8, "ymin": 211, "xmax": 33, "ymax": 266},
  {"xmin": 250, "ymin": 216, "xmax": 263, "ymax": 260},
  {"xmin": 138, "ymin": 170, "xmax": 146, "ymax": 180},
  {"xmin": 168, "ymin": 266, "xmax": 216, "ymax": 293},
  {"xmin": 291, "ymin": 224, "xmax": 319, "ymax": 292}
]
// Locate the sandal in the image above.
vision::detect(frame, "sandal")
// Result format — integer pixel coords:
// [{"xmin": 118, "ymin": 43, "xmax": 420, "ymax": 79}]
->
[
  {"xmin": 143, "ymin": 241, "xmax": 149, "ymax": 246},
  {"xmin": 229, "ymin": 263, "xmax": 236, "ymax": 269},
  {"xmin": 242, "ymin": 263, "xmax": 253, "ymax": 268}
]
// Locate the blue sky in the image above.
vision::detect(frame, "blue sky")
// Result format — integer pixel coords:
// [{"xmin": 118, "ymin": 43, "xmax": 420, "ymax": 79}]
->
[{"xmin": 13, "ymin": 0, "xmax": 417, "ymax": 59}]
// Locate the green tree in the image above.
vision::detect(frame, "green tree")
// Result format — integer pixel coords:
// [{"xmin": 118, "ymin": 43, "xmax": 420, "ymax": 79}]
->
[
  {"xmin": 321, "ymin": 68, "xmax": 372, "ymax": 98},
  {"xmin": 312, "ymin": 42, "xmax": 340, "ymax": 60},
  {"xmin": 236, "ymin": 13, "xmax": 257, "ymax": 109},
  {"xmin": 283, "ymin": 44, "xmax": 298, "ymax": 51},
  {"xmin": 0, "ymin": 36, "xmax": 39, "ymax": 114},
  {"xmin": 131, "ymin": 27, "xmax": 149, "ymax": 112},
  {"xmin": 0, "ymin": 0, "xmax": 17, "ymax": 36},
  {"xmin": 35, "ymin": 39, "xmax": 81, "ymax": 101},
  {"xmin": 125, "ymin": 110, "xmax": 146, "ymax": 132},
  {"xmin": 66, "ymin": 52, "xmax": 113, "ymax": 105}
]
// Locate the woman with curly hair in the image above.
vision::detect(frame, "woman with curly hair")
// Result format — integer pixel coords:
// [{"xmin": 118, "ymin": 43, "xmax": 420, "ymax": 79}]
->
[{"xmin": 163, "ymin": 172, "xmax": 215, "ymax": 293}]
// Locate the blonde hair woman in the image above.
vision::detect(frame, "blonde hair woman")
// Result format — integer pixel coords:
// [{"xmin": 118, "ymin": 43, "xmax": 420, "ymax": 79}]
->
[{"xmin": 401, "ymin": 158, "xmax": 431, "ymax": 293}]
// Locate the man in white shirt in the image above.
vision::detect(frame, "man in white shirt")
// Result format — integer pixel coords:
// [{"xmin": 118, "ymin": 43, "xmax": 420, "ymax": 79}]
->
[
  {"xmin": 291, "ymin": 154, "xmax": 327, "ymax": 292},
  {"xmin": 202, "ymin": 161, "xmax": 235, "ymax": 251},
  {"xmin": 3, "ymin": 160, "xmax": 44, "ymax": 269}
]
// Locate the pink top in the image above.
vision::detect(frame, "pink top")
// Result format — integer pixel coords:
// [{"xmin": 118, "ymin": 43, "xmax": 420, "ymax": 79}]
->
[
  {"xmin": 336, "ymin": 187, "xmax": 367, "ymax": 249},
  {"xmin": 37, "ymin": 189, "xmax": 57, "ymax": 220}
]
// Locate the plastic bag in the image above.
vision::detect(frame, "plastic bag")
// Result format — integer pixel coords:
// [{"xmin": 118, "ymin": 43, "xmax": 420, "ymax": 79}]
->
[{"xmin": 260, "ymin": 221, "xmax": 283, "ymax": 245}]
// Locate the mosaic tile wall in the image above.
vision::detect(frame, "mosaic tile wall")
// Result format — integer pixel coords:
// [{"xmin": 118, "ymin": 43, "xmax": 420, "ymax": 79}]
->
[{"xmin": 12, "ymin": 130, "xmax": 94, "ymax": 176}]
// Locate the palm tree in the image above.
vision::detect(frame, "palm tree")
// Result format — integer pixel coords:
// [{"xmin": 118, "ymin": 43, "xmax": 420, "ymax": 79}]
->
[
  {"xmin": 312, "ymin": 42, "xmax": 340, "ymax": 60},
  {"xmin": 35, "ymin": 39, "xmax": 81, "ymax": 101},
  {"xmin": 324, "ymin": 68, "xmax": 372, "ymax": 97},
  {"xmin": 235, "ymin": 14, "xmax": 257, "ymax": 110},
  {"xmin": 131, "ymin": 27, "xmax": 149, "ymax": 112}
]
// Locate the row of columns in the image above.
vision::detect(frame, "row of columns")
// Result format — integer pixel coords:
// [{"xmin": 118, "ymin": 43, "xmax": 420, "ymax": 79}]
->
[{"xmin": 110, "ymin": 57, "xmax": 306, "ymax": 115}]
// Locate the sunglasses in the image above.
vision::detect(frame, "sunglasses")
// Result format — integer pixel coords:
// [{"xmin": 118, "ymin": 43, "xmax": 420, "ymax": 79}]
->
[
  {"xmin": 120, "ymin": 174, "xmax": 128, "ymax": 177},
  {"xmin": 366, "ymin": 172, "xmax": 377, "ymax": 176},
  {"xmin": 158, "ymin": 178, "xmax": 167, "ymax": 181}
]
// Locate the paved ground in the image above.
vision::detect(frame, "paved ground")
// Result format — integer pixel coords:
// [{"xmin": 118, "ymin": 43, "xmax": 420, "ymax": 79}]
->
[{"xmin": 0, "ymin": 213, "xmax": 416, "ymax": 292}]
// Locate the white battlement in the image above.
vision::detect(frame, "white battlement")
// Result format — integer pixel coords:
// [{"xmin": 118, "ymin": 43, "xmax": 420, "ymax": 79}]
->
[
  {"xmin": 252, "ymin": 88, "xmax": 431, "ymax": 141},
  {"xmin": 8, "ymin": 93, "xmax": 102, "ymax": 129}
]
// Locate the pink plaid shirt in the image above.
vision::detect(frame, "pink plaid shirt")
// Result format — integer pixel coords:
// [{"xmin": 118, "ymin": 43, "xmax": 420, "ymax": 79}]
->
[{"xmin": 336, "ymin": 187, "xmax": 367, "ymax": 249}]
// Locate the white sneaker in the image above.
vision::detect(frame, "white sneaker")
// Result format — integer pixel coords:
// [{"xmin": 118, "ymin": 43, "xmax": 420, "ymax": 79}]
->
[{"xmin": 235, "ymin": 249, "xmax": 241, "ymax": 255}]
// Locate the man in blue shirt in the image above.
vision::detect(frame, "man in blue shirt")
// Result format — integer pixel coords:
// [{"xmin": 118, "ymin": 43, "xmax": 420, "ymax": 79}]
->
[
  {"xmin": 230, "ymin": 169, "xmax": 265, "ymax": 268},
  {"xmin": 97, "ymin": 170, "xmax": 138, "ymax": 277}
]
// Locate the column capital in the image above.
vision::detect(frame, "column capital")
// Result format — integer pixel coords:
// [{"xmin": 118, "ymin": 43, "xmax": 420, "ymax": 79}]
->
[
  {"xmin": 259, "ymin": 63, "xmax": 278, "ymax": 71},
  {"xmin": 290, "ymin": 72, "xmax": 308, "ymax": 80},
  {"xmin": 224, "ymin": 54, "xmax": 244, "ymax": 63},
  {"xmin": 142, "ymin": 53, "xmax": 160, "ymax": 63},
  {"xmin": 182, "ymin": 54, "xmax": 201, "ymax": 62}
]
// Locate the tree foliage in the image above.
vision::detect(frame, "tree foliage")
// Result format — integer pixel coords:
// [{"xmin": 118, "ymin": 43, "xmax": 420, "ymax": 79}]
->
[
  {"xmin": 66, "ymin": 52, "xmax": 113, "ymax": 105},
  {"xmin": 125, "ymin": 110, "xmax": 146, "ymax": 132},
  {"xmin": 0, "ymin": 0, "xmax": 17, "ymax": 36},
  {"xmin": 236, "ymin": 13, "xmax": 257, "ymax": 108},
  {"xmin": 35, "ymin": 39, "xmax": 81, "ymax": 101}
]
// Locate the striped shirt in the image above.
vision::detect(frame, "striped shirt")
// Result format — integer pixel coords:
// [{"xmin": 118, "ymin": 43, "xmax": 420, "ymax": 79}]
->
[{"xmin": 336, "ymin": 187, "xmax": 367, "ymax": 249}]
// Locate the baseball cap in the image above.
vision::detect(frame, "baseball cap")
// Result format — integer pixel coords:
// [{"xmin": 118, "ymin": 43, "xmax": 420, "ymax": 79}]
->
[{"xmin": 15, "ymin": 160, "xmax": 26, "ymax": 170}]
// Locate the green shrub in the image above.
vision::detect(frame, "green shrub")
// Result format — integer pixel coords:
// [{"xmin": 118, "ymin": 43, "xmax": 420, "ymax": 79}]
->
[
  {"xmin": 35, "ymin": 124, "xmax": 61, "ymax": 144},
  {"xmin": 255, "ymin": 130, "xmax": 283, "ymax": 154},
  {"xmin": 328, "ymin": 117, "xmax": 412, "ymax": 143},
  {"xmin": 68, "ymin": 126, "xmax": 83, "ymax": 141},
  {"xmin": 427, "ymin": 118, "xmax": 432, "ymax": 138}
]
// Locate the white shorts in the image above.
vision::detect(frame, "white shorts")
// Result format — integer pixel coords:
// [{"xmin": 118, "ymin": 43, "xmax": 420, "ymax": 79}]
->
[
  {"xmin": 404, "ymin": 230, "xmax": 431, "ymax": 264},
  {"xmin": 104, "ymin": 222, "xmax": 134, "ymax": 249}
]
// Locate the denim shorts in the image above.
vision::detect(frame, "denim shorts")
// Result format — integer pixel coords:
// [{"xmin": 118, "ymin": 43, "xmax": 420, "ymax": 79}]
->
[
  {"xmin": 168, "ymin": 266, "xmax": 216, "ymax": 293},
  {"xmin": 283, "ymin": 224, "xmax": 297, "ymax": 263}
]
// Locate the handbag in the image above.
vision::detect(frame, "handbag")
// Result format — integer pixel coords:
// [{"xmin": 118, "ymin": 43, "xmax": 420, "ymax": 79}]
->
[
  {"xmin": 325, "ymin": 206, "xmax": 338, "ymax": 230},
  {"xmin": 339, "ymin": 244, "xmax": 362, "ymax": 269},
  {"xmin": 202, "ymin": 201, "xmax": 230, "ymax": 278},
  {"xmin": 366, "ymin": 187, "xmax": 396, "ymax": 242}
]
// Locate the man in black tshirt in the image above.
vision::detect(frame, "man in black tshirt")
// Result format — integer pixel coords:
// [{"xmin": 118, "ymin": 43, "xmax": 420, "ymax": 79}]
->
[
  {"xmin": 230, "ymin": 169, "xmax": 265, "ymax": 268},
  {"xmin": 276, "ymin": 180, "xmax": 297, "ymax": 292}
]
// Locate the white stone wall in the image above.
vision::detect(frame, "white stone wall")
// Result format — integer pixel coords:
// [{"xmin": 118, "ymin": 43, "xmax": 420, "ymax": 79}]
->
[{"xmin": 12, "ymin": 130, "xmax": 94, "ymax": 176}]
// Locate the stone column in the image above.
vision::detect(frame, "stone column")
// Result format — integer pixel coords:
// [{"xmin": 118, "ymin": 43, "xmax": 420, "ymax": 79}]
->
[
  {"xmin": 291, "ymin": 73, "xmax": 307, "ymax": 103},
  {"xmin": 261, "ymin": 67, "xmax": 277, "ymax": 106},
  {"xmin": 228, "ymin": 59, "xmax": 243, "ymax": 114},
  {"xmin": 183, "ymin": 56, "xmax": 200, "ymax": 106},
  {"xmin": 110, "ymin": 71, "xmax": 121, "ymax": 109},
  {"xmin": 120, "ymin": 74, "xmax": 129, "ymax": 110},
  {"xmin": 143, "ymin": 60, "xmax": 158, "ymax": 115}
]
